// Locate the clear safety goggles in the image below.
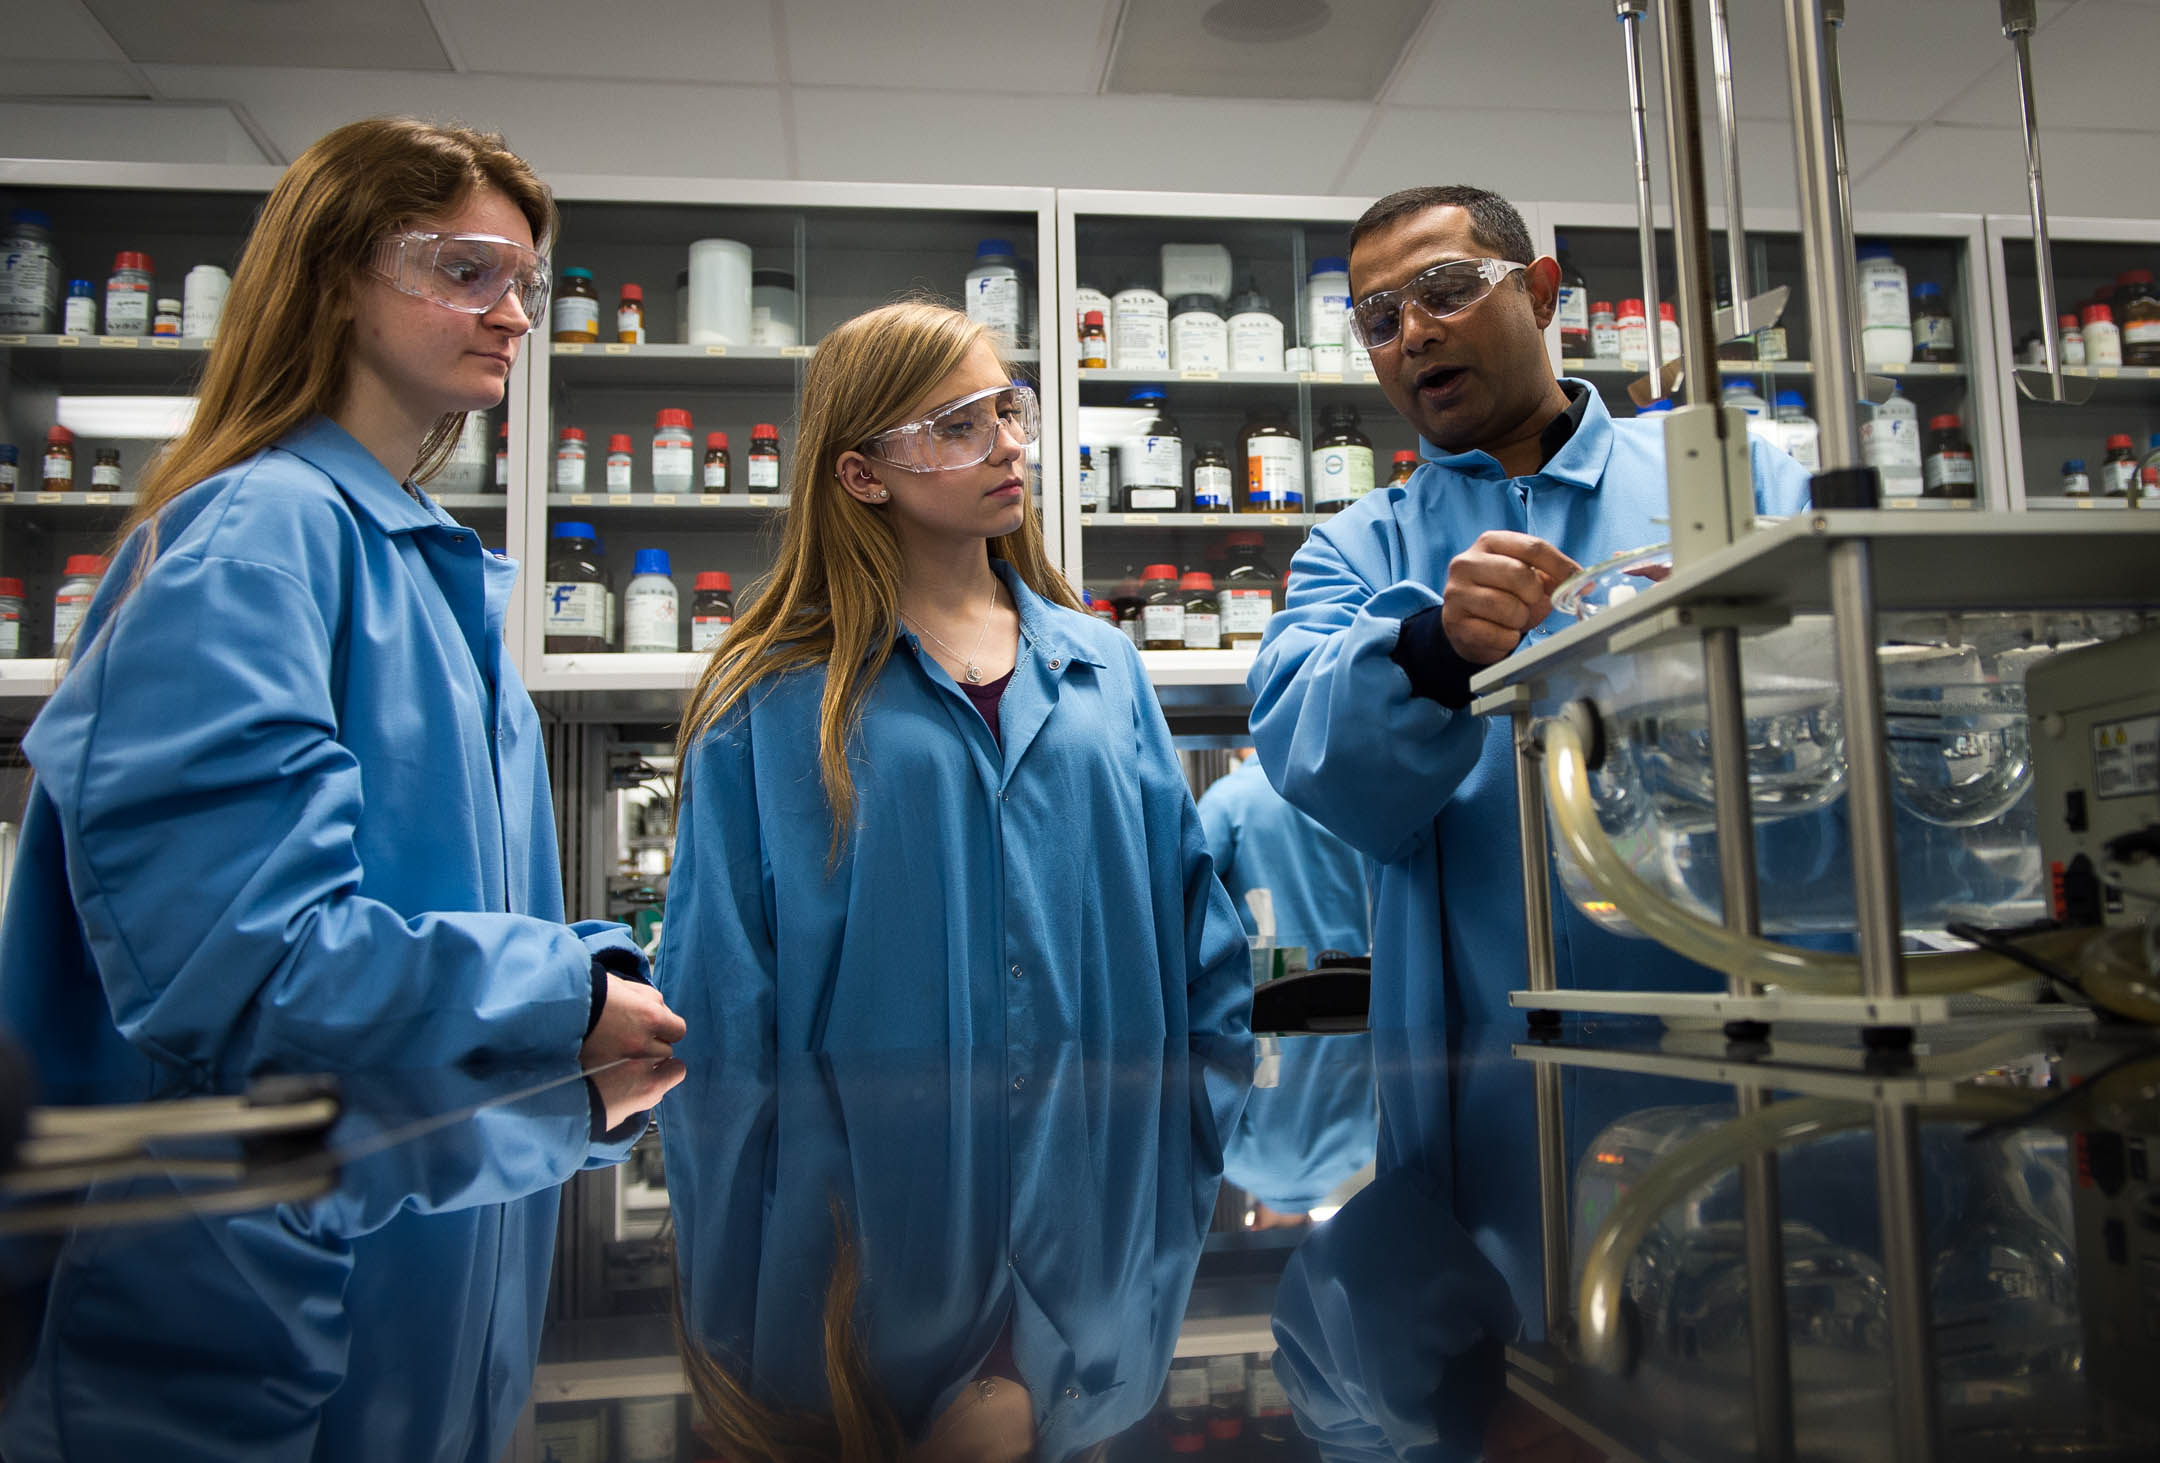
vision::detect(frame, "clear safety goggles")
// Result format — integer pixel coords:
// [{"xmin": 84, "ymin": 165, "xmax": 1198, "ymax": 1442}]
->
[
  {"xmin": 862, "ymin": 382, "xmax": 1040, "ymax": 472},
  {"xmin": 1349, "ymin": 257, "xmax": 1526, "ymax": 350},
  {"xmin": 370, "ymin": 231, "xmax": 551, "ymax": 322}
]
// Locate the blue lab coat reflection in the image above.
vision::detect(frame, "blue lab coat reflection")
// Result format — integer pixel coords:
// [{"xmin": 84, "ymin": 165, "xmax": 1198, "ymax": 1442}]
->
[
  {"xmin": 0, "ymin": 417, "xmax": 648, "ymax": 1461},
  {"xmin": 1247, "ymin": 385, "xmax": 1812, "ymax": 1033},
  {"xmin": 1197, "ymin": 754, "xmax": 1376, "ymax": 1212}
]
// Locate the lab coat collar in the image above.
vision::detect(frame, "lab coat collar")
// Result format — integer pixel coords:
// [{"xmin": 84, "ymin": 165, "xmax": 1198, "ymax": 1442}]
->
[
  {"xmin": 992, "ymin": 558, "xmax": 1106, "ymax": 669},
  {"xmin": 1415, "ymin": 376, "xmax": 1614, "ymax": 492},
  {"xmin": 277, "ymin": 415, "xmax": 453, "ymax": 537}
]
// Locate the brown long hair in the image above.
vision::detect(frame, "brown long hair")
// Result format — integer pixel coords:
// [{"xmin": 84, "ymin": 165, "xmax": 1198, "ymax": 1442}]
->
[
  {"xmin": 116, "ymin": 117, "xmax": 554, "ymax": 563},
  {"xmin": 675, "ymin": 300, "xmax": 1081, "ymax": 857}
]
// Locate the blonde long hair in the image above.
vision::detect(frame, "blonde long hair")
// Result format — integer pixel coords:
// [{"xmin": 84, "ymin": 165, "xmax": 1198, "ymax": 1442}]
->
[
  {"xmin": 675, "ymin": 300, "xmax": 1080, "ymax": 854},
  {"xmin": 115, "ymin": 117, "xmax": 555, "ymax": 562}
]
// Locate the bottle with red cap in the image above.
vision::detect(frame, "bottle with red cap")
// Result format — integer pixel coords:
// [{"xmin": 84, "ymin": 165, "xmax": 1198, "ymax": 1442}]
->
[
  {"xmin": 1139, "ymin": 564, "xmax": 1185, "ymax": 649},
  {"xmin": 103, "ymin": 251, "xmax": 152, "ymax": 337},
  {"xmin": 2119, "ymin": 268, "xmax": 2160, "ymax": 366},
  {"xmin": 493, "ymin": 420, "xmax": 509, "ymax": 491},
  {"xmin": 747, "ymin": 423, "xmax": 782, "ymax": 492},
  {"xmin": 1161, "ymin": 1357, "xmax": 1209, "ymax": 1458},
  {"xmin": 1615, "ymin": 298, "xmax": 1649, "ymax": 367},
  {"xmin": 616, "ymin": 283, "xmax": 645, "ymax": 344},
  {"xmin": 1180, "ymin": 571, "xmax": 1221, "ymax": 648},
  {"xmin": 53, "ymin": 554, "xmax": 108, "ymax": 653},
  {"xmin": 702, "ymin": 432, "xmax": 730, "ymax": 493},
  {"xmin": 2101, "ymin": 433, "xmax": 2139, "ymax": 497},
  {"xmin": 2081, "ymin": 303, "xmax": 2123, "ymax": 366},
  {"xmin": 1656, "ymin": 301, "xmax": 1680, "ymax": 363},
  {"xmin": 40, "ymin": 424, "xmax": 75, "ymax": 491},
  {"xmin": 691, "ymin": 572, "xmax": 734, "ymax": 650},
  {"xmin": 651, "ymin": 408, "xmax": 694, "ymax": 493},
  {"xmin": 1921, "ymin": 413, "xmax": 1975, "ymax": 500},
  {"xmin": 0, "ymin": 576, "xmax": 23, "ymax": 659},
  {"xmin": 605, "ymin": 433, "xmax": 635, "ymax": 492},
  {"xmin": 1387, "ymin": 448, "xmax": 1417, "ymax": 490}
]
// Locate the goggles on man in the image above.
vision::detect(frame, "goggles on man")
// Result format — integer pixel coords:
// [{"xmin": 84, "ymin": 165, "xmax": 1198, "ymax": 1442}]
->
[
  {"xmin": 1348, "ymin": 257, "xmax": 1526, "ymax": 350},
  {"xmin": 862, "ymin": 382, "xmax": 1040, "ymax": 472},
  {"xmin": 370, "ymin": 231, "xmax": 551, "ymax": 322}
]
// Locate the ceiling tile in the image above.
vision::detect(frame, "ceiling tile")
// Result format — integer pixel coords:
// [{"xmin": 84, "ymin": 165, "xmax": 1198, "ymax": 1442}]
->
[
  {"xmin": 791, "ymin": 88, "xmax": 1368, "ymax": 193},
  {"xmin": 1106, "ymin": 0, "xmax": 1429, "ymax": 102},
  {"xmin": 80, "ymin": 0, "xmax": 451, "ymax": 70},
  {"xmin": 0, "ymin": 60, "xmax": 148, "ymax": 98},
  {"xmin": 783, "ymin": 0, "xmax": 1114, "ymax": 94},
  {"xmin": 429, "ymin": 0, "xmax": 778, "ymax": 84},
  {"xmin": 142, "ymin": 65, "xmax": 788, "ymax": 177},
  {"xmin": 1933, "ymin": 0, "xmax": 2160, "ymax": 130},
  {"xmin": 1853, "ymin": 122, "xmax": 2157, "ymax": 218},
  {"xmin": 1384, "ymin": 0, "xmax": 1635, "ymax": 115},
  {"xmin": 0, "ymin": 0, "xmax": 127, "ymax": 60},
  {"xmin": 0, "ymin": 100, "xmax": 269, "ymax": 164}
]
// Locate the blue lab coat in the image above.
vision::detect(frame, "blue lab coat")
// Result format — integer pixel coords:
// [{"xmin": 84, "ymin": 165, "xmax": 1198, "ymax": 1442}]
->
[
  {"xmin": 0, "ymin": 416, "xmax": 646, "ymax": 1462},
  {"xmin": 1198, "ymin": 755, "xmax": 1375, "ymax": 1212},
  {"xmin": 657, "ymin": 560, "xmax": 1255, "ymax": 1457},
  {"xmin": 1248, "ymin": 385, "xmax": 1813, "ymax": 1033}
]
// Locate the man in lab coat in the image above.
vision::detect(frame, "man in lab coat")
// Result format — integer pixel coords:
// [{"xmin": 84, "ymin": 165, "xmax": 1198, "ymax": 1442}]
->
[{"xmin": 1247, "ymin": 184, "xmax": 1813, "ymax": 1034}]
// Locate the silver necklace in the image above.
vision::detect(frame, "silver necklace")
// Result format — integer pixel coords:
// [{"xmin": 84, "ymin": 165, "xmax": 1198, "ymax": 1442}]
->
[{"xmin": 902, "ymin": 579, "xmax": 1002, "ymax": 684}]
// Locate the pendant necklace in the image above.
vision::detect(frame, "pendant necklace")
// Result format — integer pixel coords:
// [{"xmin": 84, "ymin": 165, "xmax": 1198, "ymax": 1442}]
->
[{"xmin": 902, "ymin": 579, "xmax": 1002, "ymax": 684}]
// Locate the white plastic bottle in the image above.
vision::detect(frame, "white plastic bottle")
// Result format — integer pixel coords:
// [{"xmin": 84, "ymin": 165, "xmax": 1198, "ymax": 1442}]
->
[
  {"xmin": 1616, "ymin": 299, "xmax": 1649, "ymax": 368},
  {"xmin": 1771, "ymin": 390, "xmax": 1821, "ymax": 471},
  {"xmin": 1657, "ymin": 303, "xmax": 1681, "ymax": 364},
  {"xmin": 623, "ymin": 549, "xmax": 679, "ymax": 654},
  {"xmin": 2080, "ymin": 304, "xmax": 2123, "ymax": 367},
  {"xmin": 436, "ymin": 412, "xmax": 490, "ymax": 493},
  {"xmin": 1111, "ymin": 284, "xmax": 1169, "ymax": 372},
  {"xmin": 964, "ymin": 240, "xmax": 1022, "ymax": 347},
  {"xmin": 651, "ymin": 408, "xmax": 694, "ymax": 494},
  {"xmin": 1226, "ymin": 287, "xmax": 1285, "ymax": 373},
  {"xmin": 1305, "ymin": 257, "xmax": 1351, "ymax": 373},
  {"xmin": 1, "ymin": 210, "xmax": 58, "ymax": 333},
  {"xmin": 1168, "ymin": 295, "xmax": 1228, "ymax": 373},
  {"xmin": 182, "ymin": 264, "xmax": 230, "ymax": 339},
  {"xmin": 1856, "ymin": 245, "xmax": 1913, "ymax": 365},
  {"xmin": 1861, "ymin": 388, "xmax": 1924, "ymax": 497},
  {"xmin": 1719, "ymin": 377, "xmax": 1781, "ymax": 453}
]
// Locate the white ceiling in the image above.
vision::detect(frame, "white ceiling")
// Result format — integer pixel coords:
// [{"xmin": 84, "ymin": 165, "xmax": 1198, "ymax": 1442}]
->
[{"xmin": 1, "ymin": 0, "xmax": 2156, "ymax": 219}]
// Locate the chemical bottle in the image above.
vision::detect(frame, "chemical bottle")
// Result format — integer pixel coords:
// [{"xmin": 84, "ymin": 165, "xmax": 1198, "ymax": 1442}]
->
[
  {"xmin": 1239, "ymin": 406, "xmax": 1303, "ymax": 512},
  {"xmin": 552, "ymin": 268, "xmax": 600, "ymax": 343},
  {"xmin": 40, "ymin": 424, "xmax": 73, "ymax": 491},
  {"xmin": 0, "ymin": 444, "xmax": 15, "ymax": 494},
  {"xmin": 544, "ymin": 522, "xmax": 610, "ymax": 654},
  {"xmin": 1111, "ymin": 572, "xmax": 1145, "ymax": 648},
  {"xmin": 623, "ymin": 549, "xmax": 679, "ymax": 653},
  {"xmin": 1073, "ymin": 284, "xmax": 1111, "ymax": 343},
  {"xmin": 103, "ymin": 252, "xmax": 153, "ymax": 337},
  {"xmin": 616, "ymin": 283, "xmax": 645, "ymax": 344},
  {"xmin": 1771, "ymin": 390, "xmax": 1821, "ymax": 472},
  {"xmin": 751, "ymin": 268, "xmax": 800, "ymax": 347},
  {"xmin": 2081, "ymin": 303, "xmax": 2123, "ymax": 367},
  {"xmin": 1922, "ymin": 413, "xmax": 1976, "ymax": 500},
  {"xmin": 152, "ymin": 298, "xmax": 181, "ymax": 337},
  {"xmin": 1755, "ymin": 316, "xmax": 1789, "ymax": 362},
  {"xmin": 0, "ymin": 210, "xmax": 57, "ymax": 332},
  {"xmin": 964, "ymin": 240, "xmax": 1022, "ymax": 347},
  {"xmin": 703, "ymin": 432, "xmax": 730, "ymax": 492},
  {"xmin": 691, "ymin": 571, "xmax": 734, "ymax": 650},
  {"xmin": 1589, "ymin": 300, "xmax": 1618, "ymax": 360},
  {"xmin": 2101, "ymin": 433, "xmax": 2139, "ymax": 496},
  {"xmin": 2119, "ymin": 269, "xmax": 2160, "ymax": 366},
  {"xmin": 1077, "ymin": 444, "xmax": 1105, "ymax": 514},
  {"xmin": 1190, "ymin": 440, "xmax": 1234, "ymax": 512},
  {"xmin": 1122, "ymin": 388, "xmax": 1184, "ymax": 512},
  {"xmin": 1909, "ymin": 281, "xmax": 1956, "ymax": 362},
  {"xmin": 1861, "ymin": 388, "xmax": 1924, "ymax": 498},
  {"xmin": 1219, "ymin": 533, "xmax": 1279, "ymax": 645},
  {"xmin": 651, "ymin": 408, "xmax": 695, "ymax": 494},
  {"xmin": 1616, "ymin": 299, "xmax": 1649, "ymax": 367},
  {"xmin": 1170, "ymin": 295, "xmax": 1229, "ymax": 373},
  {"xmin": 2140, "ymin": 466, "xmax": 2159, "ymax": 505},
  {"xmin": 605, "ymin": 434, "xmax": 635, "ymax": 492},
  {"xmin": 1554, "ymin": 235, "xmax": 1590, "ymax": 356},
  {"xmin": 1205, "ymin": 1353, "xmax": 1249, "ymax": 1453},
  {"xmin": 1305, "ymin": 256, "xmax": 1352, "ymax": 356},
  {"xmin": 1139, "ymin": 564, "xmax": 1185, "ymax": 649},
  {"xmin": 1656, "ymin": 302, "xmax": 1681, "ymax": 364},
  {"xmin": 182, "ymin": 264, "xmax": 228, "ymax": 340},
  {"xmin": 1387, "ymin": 448, "xmax": 1417, "ymax": 489},
  {"xmin": 1162, "ymin": 1358, "xmax": 1209, "ymax": 1455},
  {"xmin": 0, "ymin": 576, "xmax": 21, "ymax": 659},
  {"xmin": 2140, "ymin": 431, "xmax": 2160, "ymax": 481},
  {"xmin": 746, "ymin": 424, "xmax": 782, "ymax": 492},
  {"xmin": 494, "ymin": 420, "xmax": 509, "ymax": 491},
  {"xmin": 1226, "ymin": 285, "xmax": 1285, "ymax": 373},
  {"xmin": 1111, "ymin": 284, "xmax": 1170, "ymax": 372},
  {"xmin": 1310, "ymin": 404, "xmax": 1374, "ymax": 512},
  {"xmin": 2057, "ymin": 313, "xmax": 2086, "ymax": 365},
  {"xmin": 61, "ymin": 279, "xmax": 96, "ymax": 335},
  {"xmin": 1719, "ymin": 376, "xmax": 1770, "ymax": 422},
  {"xmin": 1078, "ymin": 310, "xmax": 1108, "ymax": 369},
  {"xmin": 436, "ymin": 412, "xmax": 488, "ymax": 493},
  {"xmin": 555, "ymin": 428, "xmax": 588, "ymax": 491},
  {"xmin": 2060, "ymin": 459, "xmax": 2091, "ymax": 498},
  {"xmin": 1856, "ymin": 245, "xmax": 1912, "ymax": 364},
  {"xmin": 53, "ymin": 554, "xmax": 107, "ymax": 654},
  {"xmin": 1082, "ymin": 591, "xmax": 1118, "ymax": 629},
  {"xmin": 90, "ymin": 446, "xmax": 122, "ymax": 492},
  {"xmin": 1180, "ymin": 572, "xmax": 1222, "ymax": 648}
]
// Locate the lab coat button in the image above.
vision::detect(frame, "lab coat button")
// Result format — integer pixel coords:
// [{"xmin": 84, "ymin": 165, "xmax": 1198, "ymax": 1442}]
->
[
  {"xmin": 1049, "ymin": 658, "xmax": 1061, "ymax": 669},
  {"xmin": 1065, "ymin": 1387, "xmax": 1080, "ymax": 1400},
  {"xmin": 1012, "ymin": 1075, "xmax": 1026, "ymax": 1091},
  {"xmin": 1009, "ymin": 963, "xmax": 1022, "ymax": 979}
]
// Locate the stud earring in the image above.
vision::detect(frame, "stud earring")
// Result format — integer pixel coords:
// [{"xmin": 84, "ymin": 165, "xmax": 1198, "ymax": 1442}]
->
[{"xmin": 871, "ymin": 488, "xmax": 890, "ymax": 501}]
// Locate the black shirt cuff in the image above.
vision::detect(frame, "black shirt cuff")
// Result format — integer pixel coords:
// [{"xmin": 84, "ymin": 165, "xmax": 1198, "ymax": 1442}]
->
[{"xmin": 1391, "ymin": 605, "xmax": 1484, "ymax": 711}]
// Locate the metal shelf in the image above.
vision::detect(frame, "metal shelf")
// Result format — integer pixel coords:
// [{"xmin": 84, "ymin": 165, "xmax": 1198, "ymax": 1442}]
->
[
  {"xmin": 544, "ymin": 492, "xmax": 788, "ymax": 515},
  {"xmin": 1083, "ymin": 511, "xmax": 1310, "ymax": 529},
  {"xmin": 0, "ymin": 332, "xmax": 215, "ymax": 387},
  {"xmin": 1137, "ymin": 647, "xmax": 1255, "ymax": 687},
  {"xmin": 1079, "ymin": 366, "xmax": 1379, "ymax": 387},
  {"xmin": 549, "ymin": 342, "xmax": 1039, "ymax": 391},
  {"xmin": 2026, "ymin": 495, "xmax": 2143, "ymax": 511},
  {"xmin": 0, "ymin": 490, "xmax": 134, "ymax": 507},
  {"xmin": 1563, "ymin": 357, "xmax": 1970, "ymax": 379}
]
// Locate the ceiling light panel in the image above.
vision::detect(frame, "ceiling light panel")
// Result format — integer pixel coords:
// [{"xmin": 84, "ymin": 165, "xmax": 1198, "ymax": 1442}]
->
[
  {"xmin": 80, "ymin": 0, "xmax": 454, "ymax": 71},
  {"xmin": 1106, "ymin": 0, "xmax": 1432, "ymax": 102},
  {"xmin": 429, "ymin": 0, "xmax": 779, "ymax": 84}
]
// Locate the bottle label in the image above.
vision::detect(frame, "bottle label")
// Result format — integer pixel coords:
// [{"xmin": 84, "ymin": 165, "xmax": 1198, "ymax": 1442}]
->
[
  {"xmin": 1182, "ymin": 610, "xmax": 1221, "ymax": 649},
  {"xmin": 63, "ymin": 296, "xmax": 97, "ymax": 334},
  {"xmin": 1912, "ymin": 315, "xmax": 1955, "ymax": 352},
  {"xmin": 1132, "ymin": 435, "xmax": 1182, "ymax": 487},
  {"xmin": 1127, "ymin": 487, "xmax": 1179, "ymax": 511},
  {"xmin": 1924, "ymin": 450, "xmax": 1976, "ymax": 493},
  {"xmin": 1, "ymin": 240, "xmax": 53, "ymax": 331},
  {"xmin": 748, "ymin": 454, "xmax": 780, "ymax": 489},
  {"xmin": 1617, "ymin": 321, "xmax": 1649, "ymax": 366},
  {"xmin": 544, "ymin": 581, "xmax": 606, "ymax": 638},
  {"xmin": 1166, "ymin": 1368, "xmax": 1209, "ymax": 1410},
  {"xmin": 0, "ymin": 464, "xmax": 14, "ymax": 490},
  {"xmin": 1306, "ymin": 289, "xmax": 1350, "ymax": 347},
  {"xmin": 2061, "ymin": 471, "xmax": 2091, "ymax": 496},
  {"xmin": 2060, "ymin": 332, "xmax": 2086, "ymax": 365},
  {"xmin": 1861, "ymin": 414, "xmax": 1924, "ymax": 469},
  {"xmin": 2085, "ymin": 325, "xmax": 2123, "ymax": 366},
  {"xmin": 1756, "ymin": 326, "xmax": 1788, "ymax": 362},
  {"xmin": 1228, "ymin": 314, "xmax": 1284, "ymax": 373},
  {"xmin": 105, "ymin": 282, "xmax": 148, "ymax": 333},
  {"xmin": 91, "ymin": 462, "xmax": 121, "ymax": 489},
  {"xmin": 1311, "ymin": 445, "xmax": 1375, "ymax": 509},
  {"xmin": 1142, "ymin": 603, "xmax": 1186, "ymax": 642},
  {"xmin": 1112, "ymin": 296, "xmax": 1169, "ymax": 370},
  {"xmin": 652, "ymin": 443, "xmax": 694, "ymax": 486},
  {"xmin": 1658, "ymin": 321, "xmax": 1681, "ymax": 359},
  {"xmin": 1590, "ymin": 321, "xmax": 1619, "ymax": 359},
  {"xmin": 1248, "ymin": 1365, "xmax": 1289, "ymax": 1415},
  {"xmin": 1778, "ymin": 425, "xmax": 1821, "ymax": 473},
  {"xmin": 555, "ymin": 449, "xmax": 586, "ymax": 490},
  {"xmin": 616, "ymin": 307, "xmax": 644, "ymax": 343},
  {"xmin": 53, "ymin": 594, "xmax": 93, "ymax": 649},
  {"xmin": 0, "ymin": 616, "xmax": 16, "ymax": 657},
  {"xmin": 691, "ymin": 613, "xmax": 732, "ymax": 651},
  {"xmin": 1192, "ymin": 464, "xmax": 1233, "ymax": 511},
  {"xmin": 2103, "ymin": 459, "xmax": 2137, "ymax": 496},
  {"xmin": 1556, "ymin": 286, "xmax": 1589, "ymax": 335},
  {"xmin": 1204, "ymin": 1354, "xmax": 1247, "ymax": 1393},
  {"xmin": 1077, "ymin": 465, "xmax": 1104, "ymax": 510},
  {"xmin": 1219, "ymin": 587, "xmax": 1273, "ymax": 635},
  {"xmin": 2125, "ymin": 320, "xmax": 2160, "ymax": 346},
  {"xmin": 703, "ymin": 459, "xmax": 728, "ymax": 490},
  {"xmin": 1861, "ymin": 272, "xmax": 1909, "ymax": 328},
  {"xmin": 42, "ymin": 453, "xmax": 71, "ymax": 485},
  {"xmin": 966, "ymin": 274, "xmax": 1022, "ymax": 340},
  {"xmin": 1247, "ymin": 437, "xmax": 1304, "ymax": 508},
  {"xmin": 623, "ymin": 582, "xmax": 679, "ymax": 654},
  {"xmin": 553, "ymin": 296, "xmax": 599, "ymax": 337},
  {"xmin": 606, "ymin": 456, "xmax": 633, "ymax": 491},
  {"xmin": 1170, "ymin": 316, "xmax": 1227, "ymax": 373}
]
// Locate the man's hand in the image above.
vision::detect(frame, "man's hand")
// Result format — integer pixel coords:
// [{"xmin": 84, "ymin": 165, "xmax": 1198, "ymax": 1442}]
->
[
  {"xmin": 589, "ymin": 1056, "xmax": 685, "ymax": 1131},
  {"xmin": 580, "ymin": 974, "xmax": 686, "ymax": 1067},
  {"xmin": 1440, "ymin": 531, "xmax": 1580, "ymax": 665}
]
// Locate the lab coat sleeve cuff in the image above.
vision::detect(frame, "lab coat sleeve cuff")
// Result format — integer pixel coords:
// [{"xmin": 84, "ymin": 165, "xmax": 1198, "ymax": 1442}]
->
[{"xmin": 1390, "ymin": 604, "xmax": 1481, "ymax": 710}]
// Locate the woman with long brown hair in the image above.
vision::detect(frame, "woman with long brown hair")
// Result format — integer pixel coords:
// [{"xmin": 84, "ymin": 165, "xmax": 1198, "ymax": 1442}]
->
[
  {"xmin": 0, "ymin": 118, "xmax": 683, "ymax": 1459},
  {"xmin": 657, "ymin": 300, "xmax": 1256, "ymax": 1460}
]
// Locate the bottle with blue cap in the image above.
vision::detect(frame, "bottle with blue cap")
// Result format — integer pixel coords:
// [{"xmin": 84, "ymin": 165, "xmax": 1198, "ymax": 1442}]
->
[
  {"xmin": 964, "ymin": 239, "xmax": 1021, "ymax": 348},
  {"xmin": 1122, "ymin": 387, "xmax": 1184, "ymax": 512},
  {"xmin": 1306, "ymin": 256, "xmax": 1352, "ymax": 371},
  {"xmin": 62, "ymin": 279, "xmax": 98, "ymax": 336},
  {"xmin": 1772, "ymin": 389, "xmax": 1821, "ymax": 472},
  {"xmin": 1856, "ymin": 243, "xmax": 1913, "ymax": 365},
  {"xmin": 2061, "ymin": 458, "xmax": 2092, "ymax": 498},
  {"xmin": 543, "ymin": 521, "xmax": 609, "ymax": 654},
  {"xmin": 623, "ymin": 548, "xmax": 679, "ymax": 654}
]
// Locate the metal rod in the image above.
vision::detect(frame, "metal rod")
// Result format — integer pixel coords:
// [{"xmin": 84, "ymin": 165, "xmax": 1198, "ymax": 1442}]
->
[
  {"xmin": 1654, "ymin": 0, "xmax": 1724, "ymax": 406},
  {"xmin": 1822, "ymin": 1, "xmax": 1863, "ymax": 390},
  {"xmin": 1874, "ymin": 1102, "xmax": 1942, "ymax": 1460},
  {"xmin": 1707, "ymin": 0, "xmax": 1752, "ymax": 316},
  {"xmin": 1617, "ymin": 0, "xmax": 1665, "ymax": 391},
  {"xmin": 1702, "ymin": 627, "xmax": 1761, "ymax": 954},
  {"xmin": 2004, "ymin": 0, "xmax": 2066, "ymax": 390},
  {"xmin": 1534, "ymin": 1062, "xmax": 1571, "ymax": 1342},
  {"xmin": 1828, "ymin": 541, "xmax": 1905, "ymax": 995},
  {"xmin": 1782, "ymin": 0, "xmax": 1864, "ymax": 469},
  {"xmin": 1515, "ymin": 708, "xmax": 1557, "ymax": 994}
]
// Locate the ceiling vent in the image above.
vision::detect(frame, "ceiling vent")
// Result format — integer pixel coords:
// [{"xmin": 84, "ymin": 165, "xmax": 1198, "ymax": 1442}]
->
[{"xmin": 1104, "ymin": 0, "xmax": 1433, "ymax": 102}]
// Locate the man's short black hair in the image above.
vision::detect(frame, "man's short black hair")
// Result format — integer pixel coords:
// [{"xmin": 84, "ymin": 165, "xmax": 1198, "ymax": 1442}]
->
[{"xmin": 1348, "ymin": 185, "xmax": 1536, "ymax": 269}]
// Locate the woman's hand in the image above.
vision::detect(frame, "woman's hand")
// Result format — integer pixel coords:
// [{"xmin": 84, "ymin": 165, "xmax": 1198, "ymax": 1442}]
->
[{"xmin": 580, "ymin": 974, "xmax": 687, "ymax": 1066}]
